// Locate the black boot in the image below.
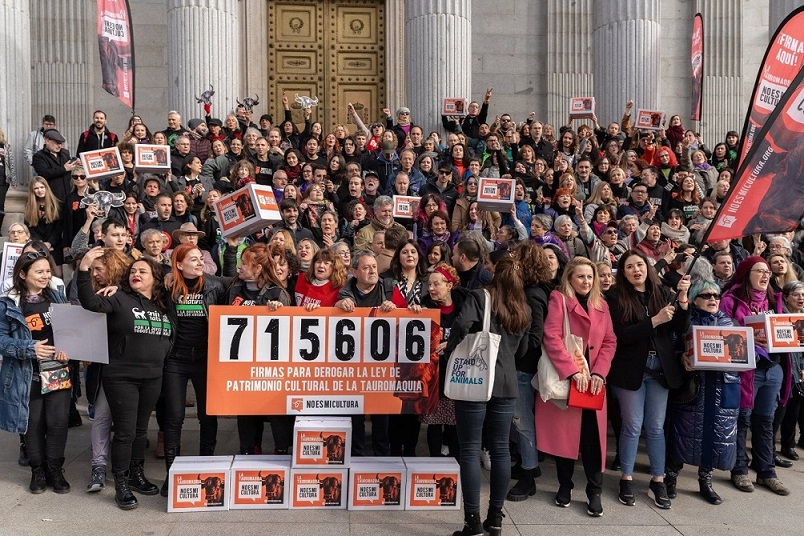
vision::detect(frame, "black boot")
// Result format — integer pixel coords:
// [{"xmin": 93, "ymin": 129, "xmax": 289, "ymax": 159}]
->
[
  {"xmin": 160, "ymin": 446, "xmax": 180, "ymax": 497},
  {"xmin": 29, "ymin": 465, "xmax": 47, "ymax": 494},
  {"xmin": 46, "ymin": 458, "xmax": 70, "ymax": 494},
  {"xmin": 128, "ymin": 459, "xmax": 159, "ymax": 495},
  {"xmin": 199, "ymin": 441, "xmax": 216, "ymax": 456},
  {"xmin": 483, "ymin": 506, "xmax": 505, "ymax": 536},
  {"xmin": 452, "ymin": 511, "xmax": 483, "ymax": 536},
  {"xmin": 698, "ymin": 471, "xmax": 723, "ymax": 505},
  {"xmin": 113, "ymin": 471, "xmax": 138, "ymax": 510},
  {"xmin": 506, "ymin": 468, "xmax": 536, "ymax": 501}
]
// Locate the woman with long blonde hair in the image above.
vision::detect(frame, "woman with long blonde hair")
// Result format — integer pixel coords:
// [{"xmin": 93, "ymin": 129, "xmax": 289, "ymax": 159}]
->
[
  {"xmin": 24, "ymin": 177, "xmax": 64, "ymax": 275},
  {"xmin": 536, "ymin": 257, "xmax": 616, "ymax": 516}
]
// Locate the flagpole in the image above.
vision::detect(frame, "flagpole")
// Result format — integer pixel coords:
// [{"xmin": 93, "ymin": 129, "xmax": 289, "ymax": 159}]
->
[{"xmin": 125, "ymin": 0, "xmax": 135, "ymax": 115}]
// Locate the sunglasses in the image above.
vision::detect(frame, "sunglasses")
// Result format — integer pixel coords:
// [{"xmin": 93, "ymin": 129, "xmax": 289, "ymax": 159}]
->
[
  {"xmin": 438, "ymin": 170, "xmax": 452, "ymax": 175},
  {"xmin": 73, "ymin": 175, "xmax": 87, "ymax": 180},
  {"xmin": 697, "ymin": 293, "xmax": 721, "ymax": 300},
  {"xmin": 603, "ymin": 230, "xmax": 618, "ymax": 235},
  {"xmin": 466, "ymin": 181, "xmax": 478, "ymax": 186},
  {"xmin": 25, "ymin": 250, "xmax": 48, "ymax": 261}
]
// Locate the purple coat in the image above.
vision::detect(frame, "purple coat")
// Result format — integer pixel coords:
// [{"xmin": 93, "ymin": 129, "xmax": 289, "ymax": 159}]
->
[{"xmin": 719, "ymin": 286, "xmax": 791, "ymax": 409}]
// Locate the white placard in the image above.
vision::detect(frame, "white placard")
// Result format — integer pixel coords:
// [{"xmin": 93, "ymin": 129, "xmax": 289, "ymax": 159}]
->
[
  {"xmin": 51, "ymin": 304, "xmax": 109, "ymax": 364},
  {"xmin": 1, "ymin": 242, "xmax": 24, "ymax": 282}
]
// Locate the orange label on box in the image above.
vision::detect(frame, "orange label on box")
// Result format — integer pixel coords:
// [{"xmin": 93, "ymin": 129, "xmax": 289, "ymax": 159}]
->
[
  {"xmin": 351, "ymin": 471, "xmax": 403, "ymax": 507},
  {"xmin": 295, "ymin": 430, "xmax": 347, "ymax": 465},
  {"xmin": 231, "ymin": 470, "xmax": 286, "ymax": 505},
  {"xmin": 134, "ymin": 144, "xmax": 170, "ymax": 169},
  {"xmin": 478, "ymin": 178, "xmax": 514, "ymax": 202},
  {"xmin": 408, "ymin": 472, "xmax": 458, "ymax": 508},
  {"xmin": 291, "ymin": 471, "xmax": 344, "ymax": 508},
  {"xmin": 569, "ymin": 97, "xmax": 595, "ymax": 118},
  {"xmin": 768, "ymin": 314, "xmax": 804, "ymax": 350},
  {"xmin": 635, "ymin": 109, "xmax": 666, "ymax": 130},
  {"xmin": 80, "ymin": 147, "xmax": 123, "ymax": 179},
  {"xmin": 392, "ymin": 195, "xmax": 420, "ymax": 219},
  {"xmin": 171, "ymin": 472, "xmax": 227, "ymax": 510},
  {"xmin": 690, "ymin": 327, "xmax": 752, "ymax": 365}
]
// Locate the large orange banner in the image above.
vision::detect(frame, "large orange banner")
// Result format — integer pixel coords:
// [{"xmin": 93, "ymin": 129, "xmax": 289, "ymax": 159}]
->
[
  {"xmin": 207, "ymin": 306, "xmax": 441, "ymax": 415},
  {"xmin": 97, "ymin": 0, "xmax": 134, "ymax": 109}
]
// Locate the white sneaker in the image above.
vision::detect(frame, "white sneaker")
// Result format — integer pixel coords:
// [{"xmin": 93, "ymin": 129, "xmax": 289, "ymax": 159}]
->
[
  {"xmin": 440, "ymin": 444, "xmax": 449, "ymax": 456},
  {"xmin": 480, "ymin": 448, "xmax": 492, "ymax": 470}
]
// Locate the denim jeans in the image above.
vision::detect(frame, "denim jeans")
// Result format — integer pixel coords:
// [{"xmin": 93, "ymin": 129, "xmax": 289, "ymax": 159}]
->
[
  {"xmin": 90, "ymin": 385, "xmax": 112, "ymax": 466},
  {"xmin": 614, "ymin": 356, "xmax": 669, "ymax": 477},
  {"xmin": 733, "ymin": 364, "xmax": 782, "ymax": 478},
  {"xmin": 512, "ymin": 371, "xmax": 539, "ymax": 471},
  {"xmin": 454, "ymin": 397, "xmax": 516, "ymax": 513}
]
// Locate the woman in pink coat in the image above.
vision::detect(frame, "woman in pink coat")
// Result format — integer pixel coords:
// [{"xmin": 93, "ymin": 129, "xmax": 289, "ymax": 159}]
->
[{"xmin": 535, "ymin": 256, "xmax": 616, "ymax": 517}]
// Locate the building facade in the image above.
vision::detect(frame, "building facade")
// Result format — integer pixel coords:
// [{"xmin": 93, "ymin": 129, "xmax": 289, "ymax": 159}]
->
[{"xmin": 1, "ymin": 0, "xmax": 802, "ymax": 193}]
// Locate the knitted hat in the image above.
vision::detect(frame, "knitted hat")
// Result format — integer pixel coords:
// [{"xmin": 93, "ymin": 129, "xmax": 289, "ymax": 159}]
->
[
  {"xmin": 722, "ymin": 256, "xmax": 768, "ymax": 293},
  {"xmin": 188, "ymin": 118, "xmax": 205, "ymax": 130}
]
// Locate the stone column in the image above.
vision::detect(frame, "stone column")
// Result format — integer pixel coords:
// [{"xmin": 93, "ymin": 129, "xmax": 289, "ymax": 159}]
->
[
  {"xmin": 167, "ymin": 0, "xmax": 240, "ymax": 123},
  {"xmin": 0, "ymin": 0, "xmax": 31, "ymax": 228},
  {"xmin": 770, "ymin": 1, "xmax": 804, "ymax": 35},
  {"xmin": 385, "ymin": 0, "xmax": 406, "ymax": 114},
  {"xmin": 30, "ymin": 0, "xmax": 93, "ymax": 159},
  {"xmin": 696, "ymin": 0, "xmax": 744, "ymax": 146},
  {"xmin": 593, "ymin": 0, "xmax": 661, "ymax": 125},
  {"xmin": 547, "ymin": 0, "xmax": 594, "ymax": 128},
  {"xmin": 0, "ymin": 0, "xmax": 31, "ymax": 187},
  {"xmin": 405, "ymin": 0, "xmax": 471, "ymax": 136}
]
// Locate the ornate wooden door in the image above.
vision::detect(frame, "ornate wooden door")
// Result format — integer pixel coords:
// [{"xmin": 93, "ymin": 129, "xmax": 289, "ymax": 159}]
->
[{"xmin": 268, "ymin": 0, "xmax": 385, "ymax": 132}]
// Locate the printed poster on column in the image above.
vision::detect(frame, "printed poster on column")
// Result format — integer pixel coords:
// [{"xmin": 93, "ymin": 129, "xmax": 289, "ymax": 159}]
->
[
  {"xmin": 690, "ymin": 13, "xmax": 704, "ymax": 121},
  {"xmin": 737, "ymin": 7, "xmax": 804, "ymax": 164},
  {"xmin": 207, "ymin": 306, "xmax": 441, "ymax": 415},
  {"xmin": 97, "ymin": 0, "xmax": 134, "ymax": 109},
  {"xmin": 707, "ymin": 67, "xmax": 804, "ymax": 242}
]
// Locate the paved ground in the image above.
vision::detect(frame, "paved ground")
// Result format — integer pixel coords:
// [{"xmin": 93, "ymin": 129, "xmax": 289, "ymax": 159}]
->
[{"xmin": 2, "ymin": 398, "xmax": 804, "ymax": 536}]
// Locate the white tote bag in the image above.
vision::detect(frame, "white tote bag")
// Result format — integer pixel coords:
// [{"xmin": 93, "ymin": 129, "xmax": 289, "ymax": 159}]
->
[
  {"xmin": 444, "ymin": 290, "xmax": 501, "ymax": 402},
  {"xmin": 532, "ymin": 294, "xmax": 588, "ymax": 403}
]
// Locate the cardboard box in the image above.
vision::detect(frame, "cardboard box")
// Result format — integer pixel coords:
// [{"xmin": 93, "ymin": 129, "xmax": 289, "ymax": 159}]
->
[
  {"xmin": 403, "ymin": 457, "xmax": 461, "ymax": 510},
  {"xmin": 477, "ymin": 177, "xmax": 515, "ymax": 212},
  {"xmin": 392, "ymin": 195, "xmax": 420, "ymax": 219},
  {"xmin": 635, "ymin": 109, "xmax": 666, "ymax": 131},
  {"xmin": 134, "ymin": 144, "xmax": 171, "ymax": 173},
  {"xmin": 569, "ymin": 97, "xmax": 595, "ymax": 119},
  {"xmin": 442, "ymin": 98, "xmax": 467, "ymax": 117},
  {"xmin": 744, "ymin": 313, "xmax": 804, "ymax": 353},
  {"xmin": 229, "ymin": 455, "xmax": 291, "ymax": 510},
  {"xmin": 213, "ymin": 183, "xmax": 281, "ymax": 239},
  {"xmin": 168, "ymin": 455, "xmax": 232, "ymax": 512},
  {"xmin": 686, "ymin": 325, "xmax": 756, "ymax": 371},
  {"xmin": 79, "ymin": 147, "xmax": 124, "ymax": 180},
  {"xmin": 348, "ymin": 457, "xmax": 406, "ymax": 510},
  {"xmin": 292, "ymin": 416, "xmax": 352, "ymax": 468},
  {"xmin": 289, "ymin": 468, "xmax": 348, "ymax": 509}
]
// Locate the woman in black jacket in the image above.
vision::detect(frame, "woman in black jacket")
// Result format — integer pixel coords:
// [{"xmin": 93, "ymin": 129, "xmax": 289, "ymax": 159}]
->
[
  {"xmin": 607, "ymin": 250, "xmax": 690, "ymax": 510},
  {"xmin": 159, "ymin": 244, "xmax": 228, "ymax": 497},
  {"xmin": 506, "ymin": 241, "xmax": 552, "ymax": 502},
  {"xmin": 446, "ymin": 256, "xmax": 530, "ymax": 536},
  {"xmin": 77, "ymin": 249, "xmax": 173, "ymax": 510}
]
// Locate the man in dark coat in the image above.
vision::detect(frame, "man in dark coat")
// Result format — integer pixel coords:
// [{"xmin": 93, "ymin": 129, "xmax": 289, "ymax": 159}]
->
[{"xmin": 32, "ymin": 129, "xmax": 79, "ymax": 202}]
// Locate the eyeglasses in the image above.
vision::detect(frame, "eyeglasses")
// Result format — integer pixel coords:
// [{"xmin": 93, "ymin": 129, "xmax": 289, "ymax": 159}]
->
[
  {"xmin": 788, "ymin": 292, "xmax": 804, "ymax": 298},
  {"xmin": 398, "ymin": 112, "xmax": 410, "ymax": 116},
  {"xmin": 25, "ymin": 250, "xmax": 48, "ymax": 261},
  {"xmin": 751, "ymin": 269, "xmax": 772, "ymax": 276},
  {"xmin": 632, "ymin": 190, "xmax": 648, "ymax": 194},
  {"xmin": 697, "ymin": 293, "xmax": 721, "ymax": 300}
]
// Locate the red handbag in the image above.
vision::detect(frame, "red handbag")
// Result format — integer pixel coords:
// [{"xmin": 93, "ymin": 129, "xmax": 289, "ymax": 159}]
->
[{"xmin": 568, "ymin": 382, "xmax": 605, "ymax": 410}]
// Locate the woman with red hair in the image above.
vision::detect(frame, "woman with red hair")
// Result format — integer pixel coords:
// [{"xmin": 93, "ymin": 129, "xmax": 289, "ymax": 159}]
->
[
  {"xmin": 651, "ymin": 146, "xmax": 679, "ymax": 185},
  {"xmin": 159, "ymin": 243, "xmax": 228, "ymax": 496}
]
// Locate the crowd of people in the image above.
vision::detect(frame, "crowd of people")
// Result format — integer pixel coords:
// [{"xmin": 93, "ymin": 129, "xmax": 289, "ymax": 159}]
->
[{"xmin": 0, "ymin": 91, "xmax": 802, "ymax": 534}]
